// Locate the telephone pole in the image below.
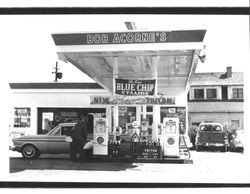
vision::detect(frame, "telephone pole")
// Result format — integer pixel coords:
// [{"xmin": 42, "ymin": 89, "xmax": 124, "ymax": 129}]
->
[{"xmin": 52, "ymin": 61, "xmax": 62, "ymax": 82}]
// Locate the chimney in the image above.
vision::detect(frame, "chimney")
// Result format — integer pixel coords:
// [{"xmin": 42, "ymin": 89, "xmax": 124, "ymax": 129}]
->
[{"xmin": 226, "ymin": 66, "xmax": 232, "ymax": 78}]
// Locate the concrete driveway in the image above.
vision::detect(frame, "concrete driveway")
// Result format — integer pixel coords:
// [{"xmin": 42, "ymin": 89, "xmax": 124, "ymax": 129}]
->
[{"xmin": 8, "ymin": 150, "xmax": 250, "ymax": 184}]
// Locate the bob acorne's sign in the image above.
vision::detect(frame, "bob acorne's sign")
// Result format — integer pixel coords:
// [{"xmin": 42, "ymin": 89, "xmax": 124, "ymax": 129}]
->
[
  {"xmin": 90, "ymin": 96, "xmax": 175, "ymax": 105},
  {"xmin": 87, "ymin": 32, "xmax": 167, "ymax": 45},
  {"xmin": 52, "ymin": 30, "xmax": 206, "ymax": 46},
  {"xmin": 115, "ymin": 79, "xmax": 155, "ymax": 96}
]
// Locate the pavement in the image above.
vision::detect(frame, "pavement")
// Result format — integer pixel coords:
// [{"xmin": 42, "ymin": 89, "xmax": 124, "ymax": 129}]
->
[{"xmin": 6, "ymin": 150, "xmax": 250, "ymax": 184}]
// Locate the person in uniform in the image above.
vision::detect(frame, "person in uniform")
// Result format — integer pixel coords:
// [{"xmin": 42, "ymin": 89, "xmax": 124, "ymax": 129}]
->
[{"xmin": 70, "ymin": 115, "xmax": 88, "ymax": 162}]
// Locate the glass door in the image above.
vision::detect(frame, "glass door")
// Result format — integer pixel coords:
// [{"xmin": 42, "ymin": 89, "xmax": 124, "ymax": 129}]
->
[
  {"xmin": 140, "ymin": 105, "xmax": 154, "ymax": 135},
  {"xmin": 118, "ymin": 106, "xmax": 136, "ymax": 134}
]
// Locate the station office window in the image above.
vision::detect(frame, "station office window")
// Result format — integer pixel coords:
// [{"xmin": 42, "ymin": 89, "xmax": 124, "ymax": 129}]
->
[
  {"xmin": 206, "ymin": 88, "xmax": 217, "ymax": 99},
  {"xmin": 118, "ymin": 106, "xmax": 136, "ymax": 134},
  {"xmin": 232, "ymin": 88, "xmax": 243, "ymax": 99},
  {"xmin": 14, "ymin": 107, "xmax": 31, "ymax": 127},
  {"xmin": 194, "ymin": 89, "xmax": 204, "ymax": 99}
]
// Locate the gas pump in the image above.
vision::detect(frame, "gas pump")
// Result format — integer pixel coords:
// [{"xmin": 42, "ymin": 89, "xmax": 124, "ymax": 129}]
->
[
  {"xmin": 93, "ymin": 117, "xmax": 108, "ymax": 155},
  {"xmin": 131, "ymin": 121, "xmax": 140, "ymax": 158},
  {"xmin": 162, "ymin": 118, "xmax": 180, "ymax": 157}
]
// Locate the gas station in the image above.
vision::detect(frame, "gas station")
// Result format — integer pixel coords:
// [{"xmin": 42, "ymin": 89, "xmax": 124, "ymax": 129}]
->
[{"xmin": 51, "ymin": 29, "xmax": 206, "ymax": 161}]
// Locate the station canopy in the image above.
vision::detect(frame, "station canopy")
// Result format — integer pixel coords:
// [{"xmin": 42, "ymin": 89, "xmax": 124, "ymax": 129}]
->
[{"xmin": 52, "ymin": 30, "xmax": 206, "ymax": 96}]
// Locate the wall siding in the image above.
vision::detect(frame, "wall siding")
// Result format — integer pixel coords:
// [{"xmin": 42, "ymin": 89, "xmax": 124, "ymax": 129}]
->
[{"xmin": 189, "ymin": 112, "xmax": 244, "ymax": 129}]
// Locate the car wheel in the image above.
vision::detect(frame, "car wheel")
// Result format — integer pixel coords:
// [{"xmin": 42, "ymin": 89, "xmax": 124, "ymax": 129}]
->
[{"xmin": 22, "ymin": 145, "xmax": 39, "ymax": 159}]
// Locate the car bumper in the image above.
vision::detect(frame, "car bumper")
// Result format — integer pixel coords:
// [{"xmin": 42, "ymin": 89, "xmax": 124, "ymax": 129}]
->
[
  {"xmin": 231, "ymin": 145, "xmax": 244, "ymax": 152},
  {"xmin": 10, "ymin": 146, "xmax": 22, "ymax": 152},
  {"xmin": 196, "ymin": 142, "xmax": 227, "ymax": 147}
]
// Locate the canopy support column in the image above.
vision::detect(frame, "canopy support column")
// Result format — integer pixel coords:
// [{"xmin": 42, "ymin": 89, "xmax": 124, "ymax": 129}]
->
[
  {"xmin": 152, "ymin": 56, "xmax": 160, "ymax": 141},
  {"xmin": 113, "ymin": 57, "xmax": 119, "ymax": 136}
]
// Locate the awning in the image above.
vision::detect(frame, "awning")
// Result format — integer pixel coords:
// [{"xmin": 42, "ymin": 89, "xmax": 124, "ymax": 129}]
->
[{"xmin": 52, "ymin": 30, "xmax": 206, "ymax": 96}]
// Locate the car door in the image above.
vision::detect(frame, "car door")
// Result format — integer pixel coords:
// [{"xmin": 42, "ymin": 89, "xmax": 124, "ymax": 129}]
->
[{"xmin": 47, "ymin": 125, "xmax": 72, "ymax": 154}]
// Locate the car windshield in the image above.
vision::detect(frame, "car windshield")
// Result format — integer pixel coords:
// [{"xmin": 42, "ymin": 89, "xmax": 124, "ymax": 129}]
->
[
  {"xmin": 47, "ymin": 125, "xmax": 60, "ymax": 135},
  {"xmin": 200, "ymin": 124, "xmax": 222, "ymax": 132}
]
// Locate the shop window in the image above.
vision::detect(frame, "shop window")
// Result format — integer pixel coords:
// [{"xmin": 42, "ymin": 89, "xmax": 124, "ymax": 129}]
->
[
  {"xmin": 37, "ymin": 108, "xmax": 106, "ymax": 135},
  {"xmin": 42, "ymin": 112, "xmax": 54, "ymax": 133},
  {"xmin": 206, "ymin": 88, "xmax": 217, "ymax": 99},
  {"xmin": 231, "ymin": 120, "xmax": 240, "ymax": 128},
  {"xmin": 232, "ymin": 88, "xmax": 243, "ymax": 99},
  {"xmin": 14, "ymin": 108, "xmax": 31, "ymax": 127},
  {"xmin": 146, "ymin": 106, "xmax": 153, "ymax": 112},
  {"xmin": 118, "ymin": 106, "xmax": 136, "ymax": 134},
  {"xmin": 194, "ymin": 89, "xmax": 204, "ymax": 99}
]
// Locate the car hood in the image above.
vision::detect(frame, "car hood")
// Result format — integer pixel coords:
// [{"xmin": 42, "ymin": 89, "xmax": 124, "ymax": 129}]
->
[{"xmin": 13, "ymin": 135, "xmax": 49, "ymax": 141}]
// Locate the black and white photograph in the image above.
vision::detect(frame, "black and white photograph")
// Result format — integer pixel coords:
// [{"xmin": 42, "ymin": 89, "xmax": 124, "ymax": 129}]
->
[{"xmin": 0, "ymin": 7, "xmax": 249, "ymax": 189}]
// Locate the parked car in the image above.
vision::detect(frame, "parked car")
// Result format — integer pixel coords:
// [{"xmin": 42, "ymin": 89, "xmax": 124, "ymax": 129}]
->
[
  {"xmin": 11, "ymin": 123, "xmax": 94, "ymax": 159},
  {"xmin": 195, "ymin": 123, "xmax": 229, "ymax": 152},
  {"xmin": 229, "ymin": 129, "xmax": 244, "ymax": 152}
]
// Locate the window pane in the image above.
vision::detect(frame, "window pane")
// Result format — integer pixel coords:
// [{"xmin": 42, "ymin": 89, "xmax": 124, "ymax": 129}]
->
[
  {"xmin": 53, "ymin": 129, "xmax": 61, "ymax": 135},
  {"xmin": 146, "ymin": 106, "xmax": 153, "ymax": 112},
  {"xmin": 141, "ymin": 114, "xmax": 153, "ymax": 126},
  {"xmin": 14, "ymin": 108, "xmax": 31, "ymax": 127},
  {"xmin": 194, "ymin": 89, "xmax": 204, "ymax": 99},
  {"xmin": 233, "ymin": 88, "xmax": 243, "ymax": 99},
  {"xmin": 61, "ymin": 126, "xmax": 74, "ymax": 136},
  {"xmin": 231, "ymin": 120, "xmax": 240, "ymax": 128},
  {"xmin": 118, "ymin": 106, "xmax": 136, "ymax": 134},
  {"xmin": 238, "ymin": 88, "xmax": 243, "ymax": 98},
  {"xmin": 42, "ymin": 112, "xmax": 54, "ymax": 133},
  {"xmin": 207, "ymin": 89, "xmax": 217, "ymax": 99},
  {"xmin": 233, "ymin": 88, "xmax": 238, "ymax": 98}
]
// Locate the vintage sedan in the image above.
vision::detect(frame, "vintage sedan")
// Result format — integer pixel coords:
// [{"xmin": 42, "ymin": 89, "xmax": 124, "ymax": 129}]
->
[
  {"xmin": 229, "ymin": 129, "xmax": 244, "ymax": 152},
  {"xmin": 195, "ymin": 123, "xmax": 229, "ymax": 152},
  {"xmin": 11, "ymin": 123, "xmax": 94, "ymax": 159}
]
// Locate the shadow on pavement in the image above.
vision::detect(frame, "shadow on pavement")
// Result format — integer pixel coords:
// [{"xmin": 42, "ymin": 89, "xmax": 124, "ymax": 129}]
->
[{"xmin": 9, "ymin": 157, "xmax": 138, "ymax": 173}]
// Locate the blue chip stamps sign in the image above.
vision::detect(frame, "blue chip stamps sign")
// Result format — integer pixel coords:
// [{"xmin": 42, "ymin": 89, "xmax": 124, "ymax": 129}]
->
[
  {"xmin": 90, "ymin": 96, "xmax": 175, "ymax": 105},
  {"xmin": 115, "ymin": 79, "xmax": 155, "ymax": 96}
]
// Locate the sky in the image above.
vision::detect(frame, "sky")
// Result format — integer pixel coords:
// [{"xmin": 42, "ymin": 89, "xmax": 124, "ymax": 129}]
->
[{"xmin": 0, "ymin": 15, "xmax": 249, "ymax": 84}]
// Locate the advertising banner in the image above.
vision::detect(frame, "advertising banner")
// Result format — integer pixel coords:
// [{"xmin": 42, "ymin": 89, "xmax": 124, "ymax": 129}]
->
[
  {"xmin": 90, "ymin": 96, "xmax": 175, "ymax": 105},
  {"xmin": 115, "ymin": 79, "xmax": 155, "ymax": 96}
]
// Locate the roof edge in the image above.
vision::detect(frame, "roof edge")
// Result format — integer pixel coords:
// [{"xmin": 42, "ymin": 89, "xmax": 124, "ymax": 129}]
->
[{"xmin": 9, "ymin": 82, "xmax": 104, "ymax": 89}]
